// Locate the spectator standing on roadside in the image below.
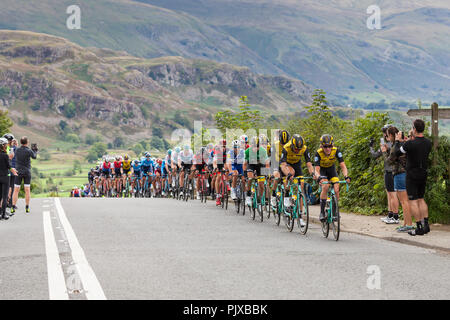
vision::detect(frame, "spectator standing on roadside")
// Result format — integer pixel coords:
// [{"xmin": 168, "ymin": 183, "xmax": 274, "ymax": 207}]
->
[
  {"xmin": 385, "ymin": 127, "xmax": 413, "ymax": 232},
  {"xmin": 394, "ymin": 119, "xmax": 432, "ymax": 236},
  {"xmin": 0, "ymin": 138, "xmax": 17, "ymax": 220},
  {"xmin": 3, "ymin": 134, "xmax": 17, "ymax": 209},
  {"xmin": 370, "ymin": 125, "xmax": 398, "ymax": 223},
  {"xmin": 11, "ymin": 136, "xmax": 38, "ymax": 214}
]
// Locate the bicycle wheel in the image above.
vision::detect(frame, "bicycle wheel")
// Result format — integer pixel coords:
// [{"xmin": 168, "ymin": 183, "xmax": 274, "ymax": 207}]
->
[
  {"xmin": 331, "ymin": 194, "xmax": 340, "ymax": 241},
  {"xmin": 250, "ymin": 193, "xmax": 256, "ymax": 220},
  {"xmin": 274, "ymin": 195, "xmax": 281, "ymax": 226},
  {"xmin": 235, "ymin": 182, "xmax": 241, "ymax": 214},
  {"xmin": 298, "ymin": 191, "xmax": 309, "ymax": 235},
  {"xmin": 257, "ymin": 194, "xmax": 263, "ymax": 222},
  {"xmin": 241, "ymin": 185, "xmax": 246, "ymax": 216},
  {"xmin": 321, "ymin": 200, "xmax": 330, "ymax": 238},
  {"xmin": 225, "ymin": 182, "xmax": 229, "ymax": 210}
]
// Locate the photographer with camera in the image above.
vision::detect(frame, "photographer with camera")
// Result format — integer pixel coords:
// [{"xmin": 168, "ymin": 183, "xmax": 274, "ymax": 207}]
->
[
  {"xmin": 370, "ymin": 125, "xmax": 399, "ymax": 224},
  {"xmin": 11, "ymin": 136, "xmax": 38, "ymax": 214},
  {"xmin": 3, "ymin": 133, "xmax": 17, "ymax": 210}
]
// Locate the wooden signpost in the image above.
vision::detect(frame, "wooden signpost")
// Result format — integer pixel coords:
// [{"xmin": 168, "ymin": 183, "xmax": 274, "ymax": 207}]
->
[{"xmin": 407, "ymin": 103, "xmax": 450, "ymax": 185}]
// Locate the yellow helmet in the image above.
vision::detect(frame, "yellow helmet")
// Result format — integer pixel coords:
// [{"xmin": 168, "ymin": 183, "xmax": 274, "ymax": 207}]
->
[
  {"xmin": 320, "ymin": 134, "xmax": 334, "ymax": 146},
  {"xmin": 290, "ymin": 134, "xmax": 304, "ymax": 150}
]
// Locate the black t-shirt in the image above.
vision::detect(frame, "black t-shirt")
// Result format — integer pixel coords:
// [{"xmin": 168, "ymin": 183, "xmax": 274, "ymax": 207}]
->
[
  {"xmin": 397, "ymin": 137, "xmax": 432, "ymax": 180},
  {"xmin": 0, "ymin": 151, "xmax": 11, "ymax": 177}
]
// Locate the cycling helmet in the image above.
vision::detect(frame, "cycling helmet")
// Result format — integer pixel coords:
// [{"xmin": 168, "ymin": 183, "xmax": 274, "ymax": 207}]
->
[
  {"xmin": 279, "ymin": 130, "xmax": 290, "ymax": 145},
  {"xmin": 259, "ymin": 134, "xmax": 268, "ymax": 144},
  {"xmin": 207, "ymin": 143, "xmax": 213, "ymax": 150},
  {"xmin": 167, "ymin": 149, "xmax": 172, "ymax": 155},
  {"xmin": 90, "ymin": 168, "xmax": 94, "ymax": 171},
  {"xmin": 0, "ymin": 137, "xmax": 8, "ymax": 146},
  {"xmin": 134, "ymin": 159, "xmax": 139, "ymax": 164},
  {"xmin": 175, "ymin": 147, "xmax": 181, "ymax": 153},
  {"xmin": 221, "ymin": 139, "xmax": 227, "ymax": 147},
  {"xmin": 250, "ymin": 136, "xmax": 259, "ymax": 148},
  {"xmin": 184, "ymin": 144, "xmax": 190, "ymax": 150},
  {"xmin": 124, "ymin": 154, "xmax": 129, "ymax": 160},
  {"xmin": 320, "ymin": 134, "xmax": 334, "ymax": 146},
  {"xmin": 157, "ymin": 159, "xmax": 162, "ymax": 165},
  {"xmin": 240, "ymin": 135, "xmax": 248, "ymax": 143},
  {"xmin": 232, "ymin": 140, "xmax": 239, "ymax": 148},
  {"xmin": 115, "ymin": 155, "xmax": 120, "ymax": 161},
  {"xmin": 290, "ymin": 134, "xmax": 304, "ymax": 150},
  {"xmin": 145, "ymin": 152, "xmax": 151, "ymax": 158},
  {"xmin": 3, "ymin": 133, "xmax": 14, "ymax": 141}
]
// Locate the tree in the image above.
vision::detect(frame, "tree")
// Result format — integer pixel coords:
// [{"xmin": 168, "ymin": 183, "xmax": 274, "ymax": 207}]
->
[
  {"xmin": 132, "ymin": 143, "xmax": 143, "ymax": 157},
  {"xmin": 150, "ymin": 136, "xmax": 164, "ymax": 150},
  {"xmin": 85, "ymin": 133, "xmax": 95, "ymax": 145},
  {"xmin": 152, "ymin": 127, "xmax": 163, "ymax": 138},
  {"xmin": 214, "ymin": 96, "xmax": 262, "ymax": 133},
  {"xmin": 0, "ymin": 110, "xmax": 13, "ymax": 136},
  {"xmin": 113, "ymin": 137, "xmax": 125, "ymax": 148},
  {"xmin": 59, "ymin": 120, "xmax": 68, "ymax": 131},
  {"xmin": 63, "ymin": 101, "xmax": 77, "ymax": 118}
]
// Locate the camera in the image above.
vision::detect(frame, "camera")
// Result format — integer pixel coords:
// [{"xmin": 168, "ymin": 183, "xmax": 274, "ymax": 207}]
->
[{"xmin": 31, "ymin": 143, "xmax": 38, "ymax": 151}]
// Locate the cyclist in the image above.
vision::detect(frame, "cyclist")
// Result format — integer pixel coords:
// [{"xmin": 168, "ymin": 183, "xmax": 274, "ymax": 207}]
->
[
  {"xmin": 213, "ymin": 140, "xmax": 228, "ymax": 206},
  {"xmin": 244, "ymin": 136, "xmax": 270, "ymax": 207},
  {"xmin": 178, "ymin": 145, "xmax": 194, "ymax": 198},
  {"xmin": 100, "ymin": 156, "xmax": 112, "ymax": 196},
  {"xmin": 122, "ymin": 154, "xmax": 132, "ymax": 192},
  {"xmin": 88, "ymin": 168, "xmax": 95, "ymax": 192},
  {"xmin": 279, "ymin": 134, "xmax": 315, "ymax": 206},
  {"xmin": 270, "ymin": 129, "xmax": 290, "ymax": 205},
  {"xmin": 193, "ymin": 146, "xmax": 209, "ymax": 200},
  {"xmin": 141, "ymin": 152, "xmax": 154, "ymax": 195},
  {"xmin": 131, "ymin": 159, "xmax": 141, "ymax": 194},
  {"xmin": 240, "ymin": 135, "xmax": 249, "ymax": 149},
  {"xmin": 113, "ymin": 155, "xmax": 122, "ymax": 197},
  {"xmin": 226, "ymin": 140, "xmax": 245, "ymax": 200},
  {"xmin": 163, "ymin": 149, "xmax": 173, "ymax": 196},
  {"xmin": 153, "ymin": 159, "xmax": 163, "ymax": 197},
  {"xmin": 313, "ymin": 134, "xmax": 350, "ymax": 222}
]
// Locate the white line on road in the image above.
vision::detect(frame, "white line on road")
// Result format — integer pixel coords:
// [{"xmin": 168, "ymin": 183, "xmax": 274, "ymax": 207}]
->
[
  {"xmin": 43, "ymin": 211, "xmax": 69, "ymax": 300},
  {"xmin": 54, "ymin": 198, "xmax": 107, "ymax": 300}
]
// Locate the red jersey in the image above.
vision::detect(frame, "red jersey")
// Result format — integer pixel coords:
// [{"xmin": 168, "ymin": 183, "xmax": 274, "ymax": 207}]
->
[
  {"xmin": 102, "ymin": 161, "xmax": 111, "ymax": 169},
  {"xmin": 114, "ymin": 161, "xmax": 122, "ymax": 169}
]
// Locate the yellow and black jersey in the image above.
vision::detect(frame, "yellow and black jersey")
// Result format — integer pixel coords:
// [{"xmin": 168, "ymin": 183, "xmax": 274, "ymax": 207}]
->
[
  {"xmin": 280, "ymin": 141, "xmax": 311, "ymax": 164},
  {"xmin": 266, "ymin": 143, "xmax": 271, "ymax": 157},
  {"xmin": 314, "ymin": 147, "xmax": 344, "ymax": 168},
  {"xmin": 122, "ymin": 159, "xmax": 132, "ymax": 170}
]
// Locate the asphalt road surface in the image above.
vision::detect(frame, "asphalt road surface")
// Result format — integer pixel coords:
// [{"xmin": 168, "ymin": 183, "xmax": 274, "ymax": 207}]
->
[{"xmin": 1, "ymin": 197, "xmax": 449, "ymax": 300}]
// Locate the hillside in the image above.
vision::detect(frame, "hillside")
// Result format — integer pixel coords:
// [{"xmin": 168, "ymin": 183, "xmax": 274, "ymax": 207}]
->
[
  {"xmin": 0, "ymin": 30, "xmax": 313, "ymax": 144},
  {"xmin": 0, "ymin": 0, "xmax": 448, "ymax": 103}
]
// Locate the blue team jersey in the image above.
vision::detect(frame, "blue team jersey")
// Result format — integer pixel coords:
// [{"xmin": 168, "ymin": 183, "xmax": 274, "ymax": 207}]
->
[
  {"xmin": 132, "ymin": 163, "xmax": 141, "ymax": 172},
  {"xmin": 228, "ymin": 149, "xmax": 245, "ymax": 165}
]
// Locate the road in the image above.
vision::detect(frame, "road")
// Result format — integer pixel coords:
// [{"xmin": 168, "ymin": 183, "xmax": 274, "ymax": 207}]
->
[{"xmin": 1, "ymin": 197, "xmax": 450, "ymax": 300}]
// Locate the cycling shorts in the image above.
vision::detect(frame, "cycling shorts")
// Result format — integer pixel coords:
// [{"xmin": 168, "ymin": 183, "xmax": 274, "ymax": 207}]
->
[
  {"xmin": 247, "ymin": 164, "xmax": 262, "ymax": 177},
  {"xmin": 231, "ymin": 163, "xmax": 243, "ymax": 175},
  {"xmin": 114, "ymin": 168, "xmax": 121, "ymax": 176},
  {"xmin": 281, "ymin": 161, "xmax": 303, "ymax": 177},
  {"xmin": 123, "ymin": 169, "xmax": 131, "ymax": 176},
  {"xmin": 319, "ymin": 166, "xmax": 339, "ymax": 183}
]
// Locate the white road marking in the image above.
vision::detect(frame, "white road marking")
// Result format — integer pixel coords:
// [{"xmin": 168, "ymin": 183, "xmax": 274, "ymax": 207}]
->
[
  {"xmin": 43, "ymin": 211, "xmax": 69, "ymax": 300},
  {"xmin": 54, "ymin": 198, "xmax": 107, "ymax": 300}
]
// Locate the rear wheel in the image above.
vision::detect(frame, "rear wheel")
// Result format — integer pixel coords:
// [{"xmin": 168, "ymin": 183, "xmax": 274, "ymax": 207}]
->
[{"xmin": 321, "ymin": 200, "xmax": 330, "ymax": 238}]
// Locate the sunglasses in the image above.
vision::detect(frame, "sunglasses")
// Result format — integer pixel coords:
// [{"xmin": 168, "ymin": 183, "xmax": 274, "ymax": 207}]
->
[{"xmin": 323, "ymin": 145, "xmax": 333, "ymax": 149}]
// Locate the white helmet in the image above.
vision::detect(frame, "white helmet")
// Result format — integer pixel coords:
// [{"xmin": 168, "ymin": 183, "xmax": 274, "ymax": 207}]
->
[{"xmin": 0, "ymin": 138, "xmax": 8, "ymax": 146}]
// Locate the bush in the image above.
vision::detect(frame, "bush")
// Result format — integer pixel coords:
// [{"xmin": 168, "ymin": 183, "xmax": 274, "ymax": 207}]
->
[
  {"xmin": 65, "ymin": 133, "xmax": 80, "ymax": 143},
  {"xmin": 63, "ymin": 101, "xmax": 77, "ymax": 118}
]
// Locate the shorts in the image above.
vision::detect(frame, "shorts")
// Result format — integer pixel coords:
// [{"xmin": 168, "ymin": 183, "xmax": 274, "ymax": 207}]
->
[
  {"xmin": 319, "ymin": 166, "xmax": 339, "ymax": 183},
  {"xmin": 114, "ymin": 168, "xmax": 121, "ymax": 176},
  {"xmin": 247, "ymin": 164, "xmax": 263, "ymax": 176},
  {"xmin": 384, "ymin": 171, "xmax": 395, "ymax": 192},
  {"xmin": 216, "ymin": 163, "xmax": 224, "ymax": 172},
  {"xmin": 406, "ymin": 177, "xmax": 426, "ymax": 200},
  {"xmin": 231, "ymin": 163, "xmax": 243, "ymax": 175},
  {"xmin": 15, "ymin": 172, "xmax": 31, "ymax": 187},
  {"xmin": 134, "ymin": 171, "xmax": 141, "ymax": 178},
  {"xmin": 123, "ymin": 169, "xmax": 131, "ymax": 176},
  {"xmin": 141, "ymin": 166, "xmax": 150, "ymax": 174},
  {"xmin": 393, "ymin": 172, "xmax": 406, "ymax": 191},
  {"xmin": 102, "ymin": 169, "xmax": 111, "ymax": 178},
  {"xmin": 195, "ymin": 163, "xmax": 207, "ymax": 172},
  {"xmin": 181, "ymin": 162, "xmax": 191, "ymax": 172},
  {"xmin": 281, "ymin": 161, "xmax": 302, "ymax": 177}
]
